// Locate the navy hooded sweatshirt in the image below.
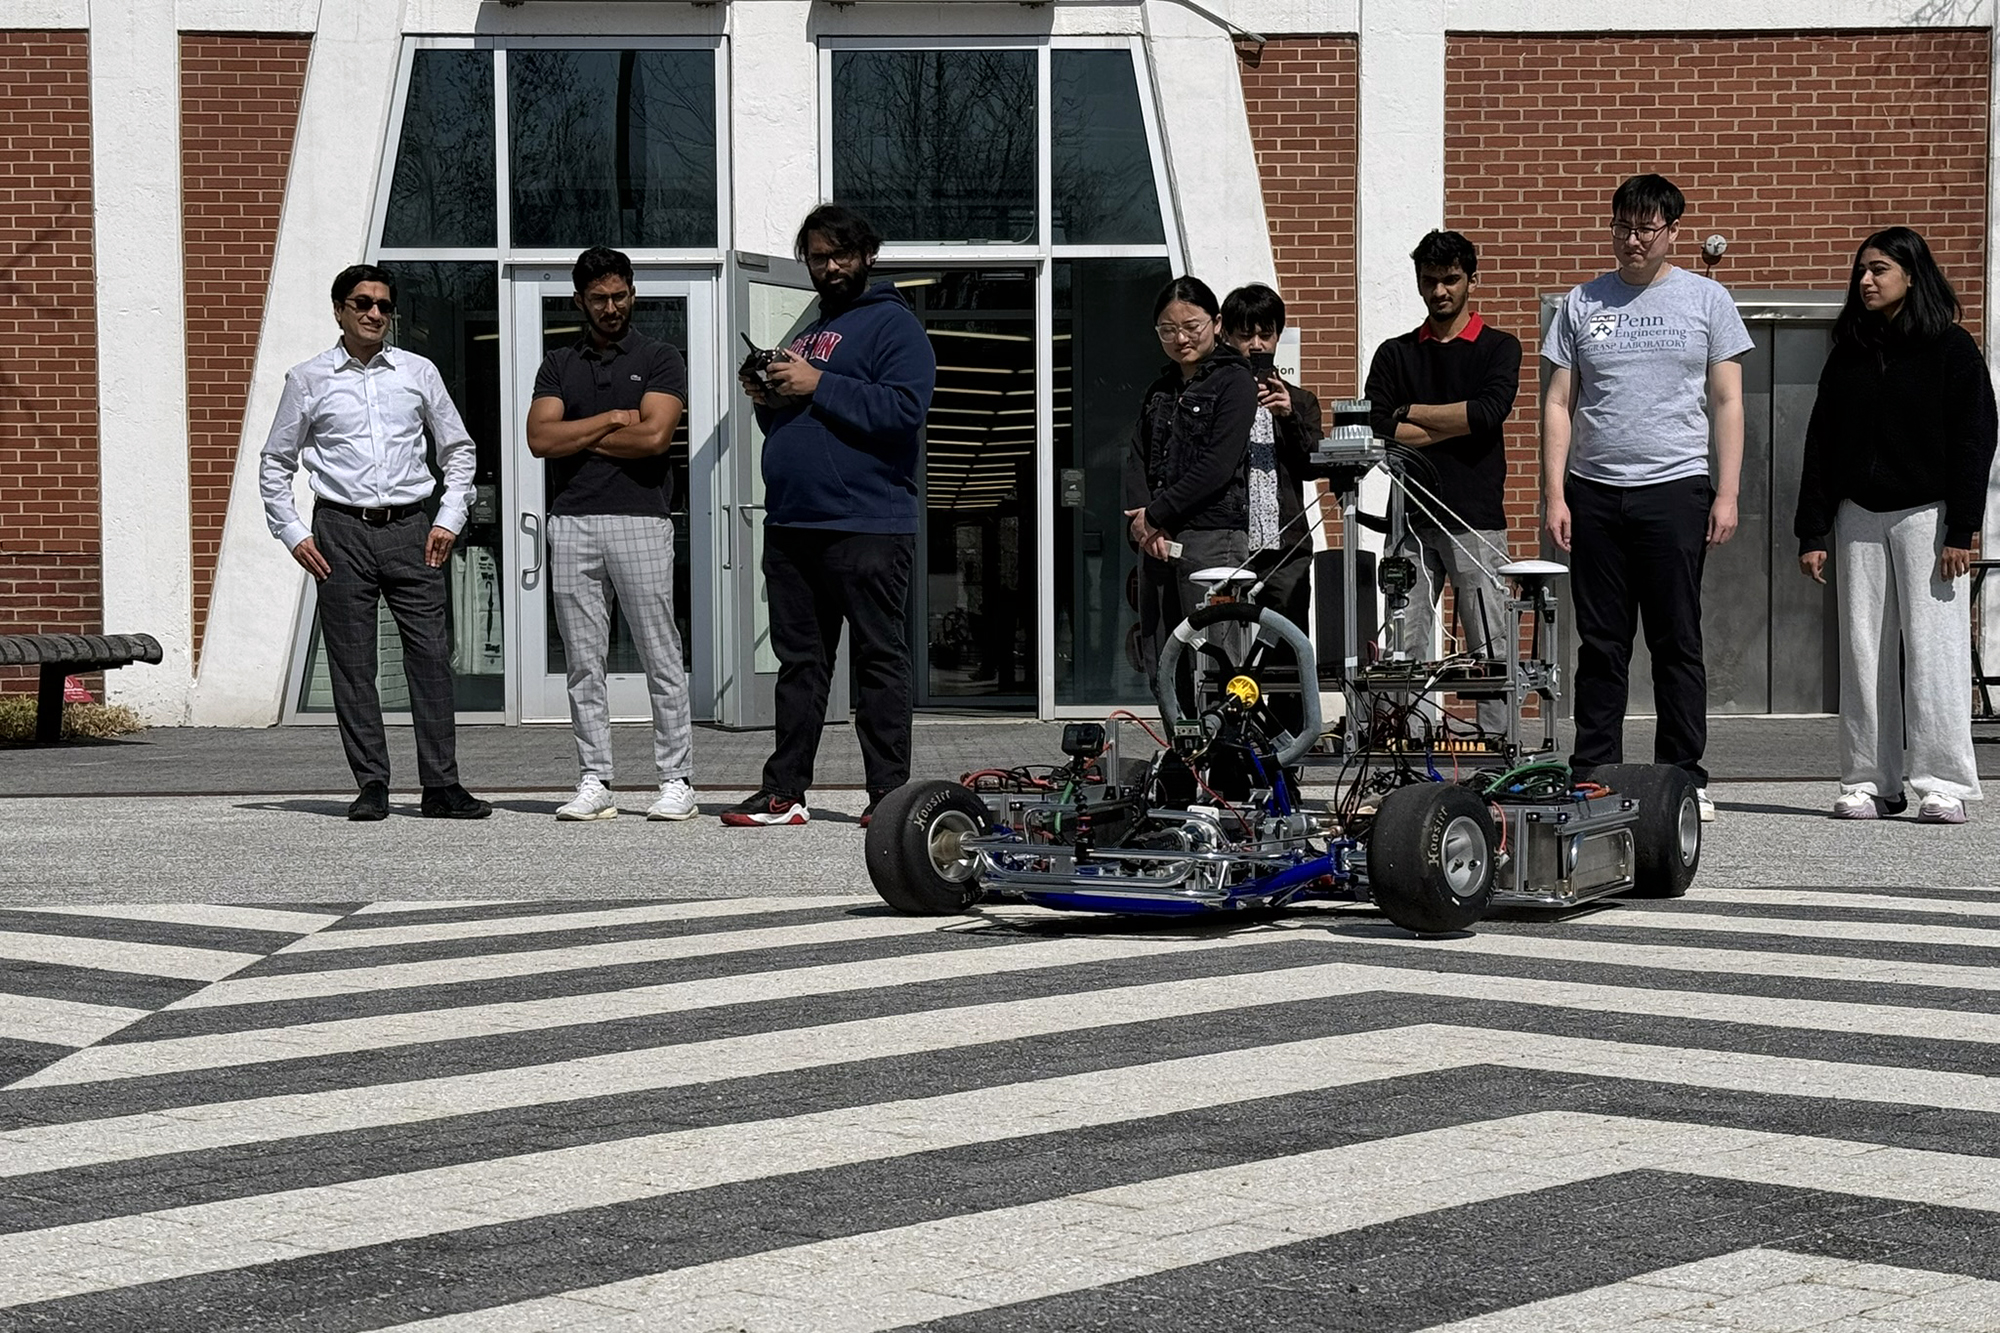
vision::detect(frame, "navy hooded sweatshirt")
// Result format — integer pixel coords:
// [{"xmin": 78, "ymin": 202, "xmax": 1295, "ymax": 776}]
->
[{"xmin": 757, "ymin": 280, "xmax": 937, "ymax": 533}]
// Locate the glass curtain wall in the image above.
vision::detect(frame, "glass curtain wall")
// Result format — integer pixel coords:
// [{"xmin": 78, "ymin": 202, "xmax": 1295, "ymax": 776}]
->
[
  {"xmin": 297, "ymin": 40, "xmax": 721, "ymax": 720},
  {"xmin": 829, "ymin": 40, "xmax": 1178, "ymax": 710}
]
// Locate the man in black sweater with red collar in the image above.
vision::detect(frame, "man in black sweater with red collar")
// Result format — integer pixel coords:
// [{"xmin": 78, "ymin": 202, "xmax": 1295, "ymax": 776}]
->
[{"xmin": 1363, "ymin": 230, "xmax": 1523, "ymax": 733}]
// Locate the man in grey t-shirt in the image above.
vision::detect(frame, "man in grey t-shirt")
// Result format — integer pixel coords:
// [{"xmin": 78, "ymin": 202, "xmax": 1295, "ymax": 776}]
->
[{"xmin": 1541, "ymin": 174, "xmax": 1752, "ymax": 819}]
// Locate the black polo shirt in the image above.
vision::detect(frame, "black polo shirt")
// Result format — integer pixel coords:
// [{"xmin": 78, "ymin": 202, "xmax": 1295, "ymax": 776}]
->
[{"xmin": 533, "ymin": 329, "xmax": 690, "ymax": 517}]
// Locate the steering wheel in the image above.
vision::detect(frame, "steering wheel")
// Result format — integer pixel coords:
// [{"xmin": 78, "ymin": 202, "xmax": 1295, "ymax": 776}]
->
[{"xmin": 1157, "ymin": 603, "xmax": 1323, "ymax": 766}]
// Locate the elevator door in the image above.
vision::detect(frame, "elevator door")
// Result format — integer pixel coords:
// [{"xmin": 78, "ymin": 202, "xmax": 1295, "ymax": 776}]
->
[{"xmin": 1625, "ymin": 318, "xmax": 1839, "ymax": 714}]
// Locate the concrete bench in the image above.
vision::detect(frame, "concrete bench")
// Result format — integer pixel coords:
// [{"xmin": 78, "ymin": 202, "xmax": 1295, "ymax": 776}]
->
[{"xmin": 0, "ymin": 633, "xmax": 163, "ymax": 742}]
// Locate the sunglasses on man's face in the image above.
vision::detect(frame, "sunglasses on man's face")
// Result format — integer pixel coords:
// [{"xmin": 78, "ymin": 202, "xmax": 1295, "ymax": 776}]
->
[{"xmin": 342, "ymin": 296, "xmax": 396, "ymax": 316}]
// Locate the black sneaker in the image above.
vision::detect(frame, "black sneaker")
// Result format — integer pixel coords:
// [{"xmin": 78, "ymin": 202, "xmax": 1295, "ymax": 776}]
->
[
  {"xmin": 719, "ymin": 789, "xmax": 810, "ymax": 827},
  {"xmin": 348, "ymin": 781, "xmax": 389, "ymax": 822},
  {"xmin": 859, "ymin": 790, "xmax": 891, "ymax": 829},
  {"xmin": 421, "ymin": 784, "xmax": 492, "ymax": 819}
]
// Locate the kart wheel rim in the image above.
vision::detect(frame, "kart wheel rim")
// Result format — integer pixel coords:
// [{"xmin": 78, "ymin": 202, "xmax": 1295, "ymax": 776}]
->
[
  {"xmin": 1676, "ymin": 795, "xmax": 1700, "ymax": 865},
  {"xmin": 1440, "ymin": 815, "xmax": 1488, "ymax": 897},
  {"xmin": 929, "ymin": 810, "xmax": 981, "ymax": 883}
]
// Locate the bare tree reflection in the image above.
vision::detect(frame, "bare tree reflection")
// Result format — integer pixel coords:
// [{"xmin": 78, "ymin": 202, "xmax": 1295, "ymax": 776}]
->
[
  {"xmin": 832, "ymin": 50, "xmax": 1037, "ymax": 243},
  {"xmin": 1050, "ymin": 51, "xmax": 1165, "ymax": 246},
  {"xmin": 382, "ymin": 51, "xmax": 496, "ymax": 248},
  {"xmin": 508, "ymin": 50, "xmax": 717, "ymax": 247}
]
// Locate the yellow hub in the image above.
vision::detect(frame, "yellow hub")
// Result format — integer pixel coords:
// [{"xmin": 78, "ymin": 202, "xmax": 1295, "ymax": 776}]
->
[{"xmin": 1225, "ymin": 675, "xmax": 1260, "ymax": 708}]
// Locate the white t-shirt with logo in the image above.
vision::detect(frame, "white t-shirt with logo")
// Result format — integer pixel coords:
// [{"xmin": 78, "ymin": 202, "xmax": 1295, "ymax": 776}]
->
[{"xmin": 1543, "ymin": 266, "xmax": 1754, "ymax": 487}]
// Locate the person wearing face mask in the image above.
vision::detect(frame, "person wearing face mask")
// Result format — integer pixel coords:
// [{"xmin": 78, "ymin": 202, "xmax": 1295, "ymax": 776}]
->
[
  {"xmin": 527, "ymin": 246, "xmax": 696, "ymax": 824},
  {"xmin": 1794, "ymin": 226, "xmax": 1997, "ymax": 824},
  {"xmin": 258, "ymin": 264, "xmax": 489, "ymax": 822},
  {"xmin": 725, "ymin": 204, "xmax": 937, "ymax": 830},
  {"xmin": 1219, "ymin": 282, "xmax": 1323, "ymax": 631},
  {"xmin": 1125, "ymin": 275, "xmax": 1259, "ymax": 719}
]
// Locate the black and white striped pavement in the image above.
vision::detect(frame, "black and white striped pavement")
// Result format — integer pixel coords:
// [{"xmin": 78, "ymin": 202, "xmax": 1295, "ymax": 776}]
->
[{"xmin": 3, "ymin": 888, "xmax": 2000, "ymax": 1331}]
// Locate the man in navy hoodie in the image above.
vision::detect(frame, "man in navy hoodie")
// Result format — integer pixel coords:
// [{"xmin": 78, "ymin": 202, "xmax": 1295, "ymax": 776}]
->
[{"xmin": 722, "ymin": 204, "xmax": 937, "ymax": 828}]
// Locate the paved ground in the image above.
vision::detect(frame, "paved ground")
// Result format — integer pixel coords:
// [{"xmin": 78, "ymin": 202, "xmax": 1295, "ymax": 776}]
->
[
  {"xmin": 1, "ymin": 888, "xmax": 1999, "ymax": 1330},
  {"xmin": 4, "ymin": 717, "xmax": 2000, "ymax": 1329},
  {"xmin": 11, "ymin": 713, "xmax": 2000, "ymax": 796}
]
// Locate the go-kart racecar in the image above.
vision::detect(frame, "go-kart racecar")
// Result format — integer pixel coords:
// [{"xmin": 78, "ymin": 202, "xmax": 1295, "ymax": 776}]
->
[{"xmin": 863, "ymin": 405, "xmax": 1701, "ymax": 935}]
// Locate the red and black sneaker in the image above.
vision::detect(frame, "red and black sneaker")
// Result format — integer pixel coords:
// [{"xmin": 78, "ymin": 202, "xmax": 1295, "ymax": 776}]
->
[
  {"xmin": 719, "ymin": 789, "xmax": 810, "ymax": 827},
  {"xmin": 859, "ymin": 791, "xmax": 888, "ymax": 829}
]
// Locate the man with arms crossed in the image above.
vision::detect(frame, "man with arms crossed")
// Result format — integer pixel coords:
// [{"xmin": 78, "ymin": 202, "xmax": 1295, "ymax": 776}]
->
[
  {"xmin": 260, "ymin": 264, "xmax": 490, "ymax": 822},
  {"xmin": 1364, "ymin": 230, "xmax": 1522, "ymax": 736},
  {"xmin": 1542, "ymin": 174, "xmax": 1751, "ymax": 821},
  {"xmin": 528, "ymin": 246, "xmax": 697, "ymax": 822}
]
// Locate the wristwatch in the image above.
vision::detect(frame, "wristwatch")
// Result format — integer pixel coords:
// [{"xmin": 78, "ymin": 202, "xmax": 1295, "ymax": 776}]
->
[{"xmin": 1393, "ymin": 403, "xmax": 1411, "ymax": 426}]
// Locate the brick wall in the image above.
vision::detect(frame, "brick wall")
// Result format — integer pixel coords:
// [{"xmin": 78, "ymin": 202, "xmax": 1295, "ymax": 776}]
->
[
  {"xmin": 1237, "ymin": 38, "xmax": 1360, "ymax": 400},
  {"xmin": 182, "ymin": 33, "xmax": 311, "ymax": 666},
  {"xmin": 1445, "ymin": 31, "xmax": 1991, "ymax": 554},
  {"xmin": 0, "ymin": 32, "xmax": 97, "ymax": 696}
]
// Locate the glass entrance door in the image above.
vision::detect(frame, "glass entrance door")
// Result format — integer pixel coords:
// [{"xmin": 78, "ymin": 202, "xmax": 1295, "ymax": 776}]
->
[
  {"xmin": 507, "ymin": 269, "xmax": 716, "ymax": 723},
  {"xmin": 716, "ymin": 253, "xmax": 819, "ymax": 728},
  {"xmin": 886, "ymin": 267, "xmax": 1039, "ymax": 707}
]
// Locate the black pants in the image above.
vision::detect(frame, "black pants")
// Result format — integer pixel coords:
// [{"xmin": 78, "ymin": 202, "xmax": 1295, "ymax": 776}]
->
[
  {"xmin": 1566, "ymin": 473, "xmax": 1711, "ymax": 786},
  {"xmin": 761, "ymin": 526, "xmax": 914, "ymax": 799},
  {"xmin": 312, "ymin": 507, "xmax": 458, "ymax": 790}
]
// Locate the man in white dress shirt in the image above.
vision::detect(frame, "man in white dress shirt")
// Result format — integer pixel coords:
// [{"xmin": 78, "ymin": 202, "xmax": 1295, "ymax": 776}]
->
[{"xmin": 260, "ymin": 264, "xmax": 491, "ymax": 821}]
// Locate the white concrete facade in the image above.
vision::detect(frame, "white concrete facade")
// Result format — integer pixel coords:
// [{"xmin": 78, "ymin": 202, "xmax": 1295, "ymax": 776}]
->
[{"xmin": 7, "ymin": 0, "xmax": 1997, "ymax": 724}]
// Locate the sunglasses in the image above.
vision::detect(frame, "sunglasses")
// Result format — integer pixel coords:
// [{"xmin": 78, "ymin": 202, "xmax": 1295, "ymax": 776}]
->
[{"xmin": 342, "ymin": 296, "xmax": 397, "ymax": 316}]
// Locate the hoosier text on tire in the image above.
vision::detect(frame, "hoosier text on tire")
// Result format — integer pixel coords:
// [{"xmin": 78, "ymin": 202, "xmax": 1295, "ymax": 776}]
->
[
  {"xmin": 864, "ymin": 780, "xmax": 991, "ymax": 915},
  {"xmin": 1367, "ymin": 782, "xmax": 1498, "ymax": 934}
]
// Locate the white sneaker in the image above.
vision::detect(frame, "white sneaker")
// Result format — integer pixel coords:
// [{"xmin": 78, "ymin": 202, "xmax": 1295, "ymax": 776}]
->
[
  {"xmin": 647, "ymin": 778, "xmax": 699, "ymax": 822},
  {"xmin": 1832, "ymin": 790, "xmax": 1880, "ymax": 820},
  {"xmin": 1918, "ymin": 793, "xmax": 1968, "ymax": 825},
  {"xmin": 1696, "ymin": 787, "xmax": 1716, "ymax": 823},
  {"xmin": 557, "ymin": 776, "xmax": 618, "ymax": 821}
]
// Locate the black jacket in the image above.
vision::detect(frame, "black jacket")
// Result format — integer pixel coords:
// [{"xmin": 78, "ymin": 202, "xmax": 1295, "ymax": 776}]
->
[
  {"xmin": 1269, "ymin": 381, "xmax": 1323, "ymax": 539},
  {"xmin": 1124, "ymin": 345, "xmax": 1259, "ymax": 533},
  {"xmin": 1794, "ymin": 323, "xmax": 1999, "ymax": 553}
]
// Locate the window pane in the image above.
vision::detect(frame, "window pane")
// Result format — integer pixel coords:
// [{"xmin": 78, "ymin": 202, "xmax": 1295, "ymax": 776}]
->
[
  {"xmin": 1051, "ymin": 50, "xmax": 1165, "ymax": 245},
  {"xmin": 1053, "ymin": 257, "xmax": 1172, "ymax": 706},
  {"xmin": 831, "ymin": 50, "xmax": 1036, "ymax": 244},
  {"xmin": 382, "ymin": 50, "xmax": 496, "ymax": 248},
  {"xmin": 509, "ymin": 49, "xmax": 718, "ymax": 248},
  {"xmin": 299, "ymin": 262, "xmax": 504, "ymax": 714}
]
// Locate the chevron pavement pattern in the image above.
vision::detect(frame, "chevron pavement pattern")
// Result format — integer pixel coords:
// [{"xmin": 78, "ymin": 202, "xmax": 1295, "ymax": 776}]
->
[{"xmin": 1, "ymin": 888, "xmax": 1999, "ymax": 1331}]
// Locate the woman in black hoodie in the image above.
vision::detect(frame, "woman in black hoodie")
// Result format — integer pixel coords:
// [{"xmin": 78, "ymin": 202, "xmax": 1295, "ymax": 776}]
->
[
  {"xmin": 1794, "ymin": 226, "xmax": 1998, "ymax": 823},
  {"xmin": 1124, "ymin": 276, "xmax": 1259, "ymax": 718}
]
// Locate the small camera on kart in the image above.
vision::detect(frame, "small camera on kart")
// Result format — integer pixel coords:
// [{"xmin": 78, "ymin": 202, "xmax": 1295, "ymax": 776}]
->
[{"xmin": 1060, "ymin": 721, "xmax": 1105, "ymax": 758}]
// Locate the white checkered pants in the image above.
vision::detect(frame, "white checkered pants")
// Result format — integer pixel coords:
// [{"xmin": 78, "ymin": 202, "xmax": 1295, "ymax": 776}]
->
[{"xmin": 548, "ymin": 513, "xmax": 694, "ymax": 785}]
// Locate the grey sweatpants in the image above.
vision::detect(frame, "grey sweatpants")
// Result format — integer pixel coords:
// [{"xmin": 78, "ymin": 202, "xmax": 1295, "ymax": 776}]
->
[
  {"xmin": 1391, "ymin": 518, "xmax": 1513, "ymax": 735},
  {"xmin": 549, "ymin": 513, "xmax": 694, "ymax": 786},
  {"xmin": 1834, "ymin": 499, "xmax": 1980, "ymax": 803}
]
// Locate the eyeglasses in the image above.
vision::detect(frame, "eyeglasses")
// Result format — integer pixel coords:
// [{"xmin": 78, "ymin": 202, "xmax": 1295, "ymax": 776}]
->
[
  {"xmin": 343, "ymin": 296, "xmax": 396, "ymax": 316},
  {"xmin": 806, "ymin": 248, "xmax": 861, "ymax": 271},
  {"xmin": 1154, "ymin": 318, "xmax": 1213, "ymax": 343},
  {"xmin": 583, "ymin": 289, "xmax": 634, "ymax": 311},
  {"xmin": 1609, "ymin": 220, "xmax": 1672, "ymax": 244}
]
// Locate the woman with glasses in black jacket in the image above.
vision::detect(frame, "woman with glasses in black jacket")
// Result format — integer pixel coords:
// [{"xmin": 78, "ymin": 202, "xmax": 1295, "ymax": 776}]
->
[
  {"xmin": 1125, "ymin": 275, "xmax": 1259, "ymax": 719},
  {"xmin": 1794, "ymin": 226, "xmax": 1998, "ymax": 824}
]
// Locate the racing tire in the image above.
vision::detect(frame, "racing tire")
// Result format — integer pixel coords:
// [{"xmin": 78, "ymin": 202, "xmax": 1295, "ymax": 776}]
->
[
  {"xmin": 1367, "ymin": 781, "xmax": 1497, "ymax": 934},
  {"xmin": 1595, "ymin": 763, "xmax": 1700, "ymax": 899},
  {"xmin": 864, "ymin": 780, "xmax": 990, "ymax": 916}
]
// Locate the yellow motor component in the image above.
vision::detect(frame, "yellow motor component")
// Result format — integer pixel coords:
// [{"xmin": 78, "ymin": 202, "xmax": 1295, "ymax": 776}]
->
[{"xmin": 1225, "ymin": 675, "xmax": 1260, "ymax": 707}]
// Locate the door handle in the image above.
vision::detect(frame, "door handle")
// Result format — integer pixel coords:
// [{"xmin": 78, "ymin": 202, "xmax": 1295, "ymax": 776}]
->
[{"xmin": 519, "ymin": 512, "xmax": 543, "ymax": 590}]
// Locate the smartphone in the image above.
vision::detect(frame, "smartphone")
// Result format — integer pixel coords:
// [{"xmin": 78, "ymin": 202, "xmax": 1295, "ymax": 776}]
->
[{"xmin": 1246, "ymin": 350, "xmax": 1277, "ymax": 378}]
